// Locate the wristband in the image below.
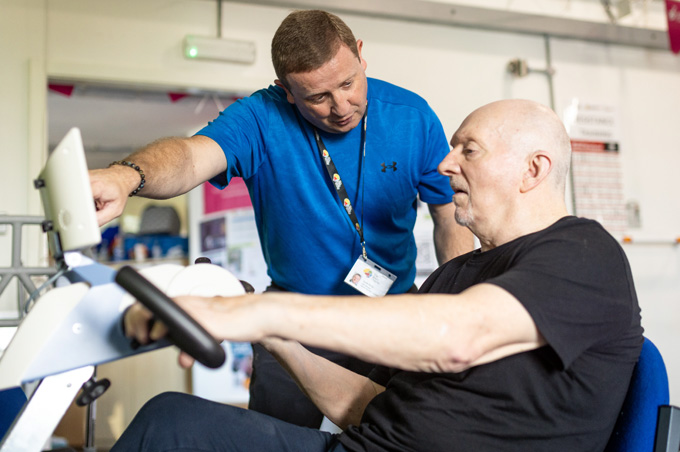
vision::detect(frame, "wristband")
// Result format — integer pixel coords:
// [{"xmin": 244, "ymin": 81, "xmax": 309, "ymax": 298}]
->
[{"xmin": 108, "ymin": 160, "xmax": 146, "ymax": 197}]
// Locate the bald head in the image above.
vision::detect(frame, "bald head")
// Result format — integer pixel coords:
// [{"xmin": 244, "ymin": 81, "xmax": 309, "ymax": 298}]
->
[{"xmin": 461, "ymin": 99, "xmax": 572, "ymax": 193}]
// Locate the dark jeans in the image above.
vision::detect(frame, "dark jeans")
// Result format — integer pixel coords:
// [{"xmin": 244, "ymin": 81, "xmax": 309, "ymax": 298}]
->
[
  {"xmin": 111, "ymin": 392, "xmax": 349, "ymax": 452},
  {"xmin": 248, "ymin": 283, "xmax": 376, "ymax": 428}
]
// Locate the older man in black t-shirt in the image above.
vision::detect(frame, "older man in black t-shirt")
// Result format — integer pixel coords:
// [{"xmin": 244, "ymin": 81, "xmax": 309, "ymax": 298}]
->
[{"xmin": 114, "ymin": 99, "xmax": 642, "ymax": 452}]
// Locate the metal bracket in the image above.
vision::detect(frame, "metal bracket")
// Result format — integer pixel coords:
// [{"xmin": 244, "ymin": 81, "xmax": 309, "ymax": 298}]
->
[{"xmin": 0, "ymin": 215, "xmax": 58, "ymax": 327}]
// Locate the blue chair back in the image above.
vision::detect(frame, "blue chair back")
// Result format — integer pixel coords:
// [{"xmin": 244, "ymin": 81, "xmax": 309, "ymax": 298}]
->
[
  {"xmin": 604, "ymin": 337, "xmax": 670, "ymax": 452},
  {"xmin": 0, "ymin": 386, "xmax": 27, "ymax": 440}
]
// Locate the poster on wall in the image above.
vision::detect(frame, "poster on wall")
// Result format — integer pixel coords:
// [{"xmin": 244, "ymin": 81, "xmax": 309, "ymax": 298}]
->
[
  {"xmin": 563, "ymin": 100, "xmax": 627, "ymax": 239},
  {"xmin": 203, "ymin": 177, "xmax": 252, "ymax": 214},
  {"xmin": 224, "ymin": 209, "xmax": 270, "ymax": 293},
  {"xmin": 199, "ymin": 216, "xmax": 227, "ymax": 266}
]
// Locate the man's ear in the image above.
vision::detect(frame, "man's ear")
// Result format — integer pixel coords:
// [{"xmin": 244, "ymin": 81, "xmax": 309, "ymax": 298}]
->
[
  {"xmin": 274, "ymin": 79, "xmax": 295, "ymax": 104},
  {"xmin": 356, "ymin": 39, "xmax": 367, "ymax": 71},
  {"xmin": 520, "ymin": 152, "xmax": 552, "ymax": 193}
]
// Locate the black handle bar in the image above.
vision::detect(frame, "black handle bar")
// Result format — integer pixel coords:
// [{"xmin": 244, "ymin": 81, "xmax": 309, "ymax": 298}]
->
[{"xmin": 114, "ymin": 265, "xmax": 226, "ymax": 369}]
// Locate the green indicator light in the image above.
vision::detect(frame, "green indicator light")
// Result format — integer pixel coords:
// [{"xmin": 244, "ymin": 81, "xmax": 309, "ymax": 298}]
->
[{"xmin": 188, "ymin": 47, "xmax": 198, "ymax": 58}]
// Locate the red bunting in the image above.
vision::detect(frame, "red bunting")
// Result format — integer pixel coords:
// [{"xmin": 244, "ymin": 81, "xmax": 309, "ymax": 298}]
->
[
  {"xmin": 666, "ymin": 0, "xmax": 680, "ymax": 54},
  {"xmin": 48, "ymin": 83, "xmax": 74, "ymax": 97},
  {"xmin": 168, "ymin": 92, "xmax": 189, "ymax": 103}
]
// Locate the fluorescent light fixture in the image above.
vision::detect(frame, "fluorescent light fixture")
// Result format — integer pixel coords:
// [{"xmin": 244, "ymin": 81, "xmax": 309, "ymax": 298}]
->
[{"xmin": 183, "ymin": 35, "xmax": 256, "ymax": 64}]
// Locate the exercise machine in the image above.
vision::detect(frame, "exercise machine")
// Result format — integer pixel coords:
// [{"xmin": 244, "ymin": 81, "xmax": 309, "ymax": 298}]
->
[{"xmin": 0, "ymin": 128, "xmax": 242, "ymax": 451}]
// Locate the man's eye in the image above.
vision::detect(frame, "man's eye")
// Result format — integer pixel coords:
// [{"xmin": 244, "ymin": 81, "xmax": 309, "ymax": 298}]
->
[{"xmin": 310, "ymin": 95, "xmax": 325, "ymax": 104}]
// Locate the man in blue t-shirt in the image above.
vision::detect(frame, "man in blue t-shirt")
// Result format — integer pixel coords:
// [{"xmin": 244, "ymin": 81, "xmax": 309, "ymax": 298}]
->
[{"xmin": 90, "ymin": 9, "xmax": 473, "ymax": 428}]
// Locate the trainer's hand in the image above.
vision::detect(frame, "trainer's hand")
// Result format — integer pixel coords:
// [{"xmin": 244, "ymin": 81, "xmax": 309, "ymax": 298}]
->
[
  {"xmin": 123, "ymin": 302, "xmax": 167, "ymax": 345},
  {"xmin": 89, "ymin": 167, "xmax": 137, "ymax": 226},
  {"xmin": 178, "ymin": 351, "xmax": 196, "ymax": 369}
]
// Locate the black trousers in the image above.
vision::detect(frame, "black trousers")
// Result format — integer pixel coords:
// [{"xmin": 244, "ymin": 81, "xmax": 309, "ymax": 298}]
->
[{"xmin": 112, "ymin": 392, "xmax": 349, "ymax": 452}]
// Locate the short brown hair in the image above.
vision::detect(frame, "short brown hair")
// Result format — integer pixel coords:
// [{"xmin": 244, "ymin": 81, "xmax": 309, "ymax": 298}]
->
[{"xmin": 271, "ymin": 10, "xmax": 359, "ymax": 85}]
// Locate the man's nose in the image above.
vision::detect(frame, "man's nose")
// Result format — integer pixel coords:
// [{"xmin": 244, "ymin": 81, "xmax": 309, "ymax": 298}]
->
[
  {"xmin": 438, "ymin": 146, "xmax": 461, "ymax": 176},
  {"xmin": 330, "ymin": 91, "xmax": 351, "ymax": 116}
]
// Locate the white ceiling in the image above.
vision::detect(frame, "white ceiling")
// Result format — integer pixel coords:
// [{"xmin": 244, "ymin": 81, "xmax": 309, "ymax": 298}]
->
[{"xmin": 47, "ymin": 82, "xmax": 237, "ymax": 169}]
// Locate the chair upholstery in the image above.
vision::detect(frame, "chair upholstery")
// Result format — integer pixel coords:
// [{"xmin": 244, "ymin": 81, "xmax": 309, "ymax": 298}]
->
[
  {"xmin": 604, "ymin": 337, "xmax": 670, "ymax": 452},
  {"xmin": 0, "ymin": 387, "xmax": 27, "ymax": 440},
  {"xmin": 138, "ymin": 205, "xmax": 181, "ymax": 236}
]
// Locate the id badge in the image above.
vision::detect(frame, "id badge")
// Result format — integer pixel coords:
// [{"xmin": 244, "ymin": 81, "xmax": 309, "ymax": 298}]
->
[{"xmin": 344, "ymin": 256, "xmax": 396, "ymax": 297}]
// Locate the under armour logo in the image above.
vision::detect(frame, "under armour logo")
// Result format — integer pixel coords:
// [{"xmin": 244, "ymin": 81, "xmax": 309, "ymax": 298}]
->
[{"xmin": 381, "ymin": 162, "xmax": 397, "ymax": 172}]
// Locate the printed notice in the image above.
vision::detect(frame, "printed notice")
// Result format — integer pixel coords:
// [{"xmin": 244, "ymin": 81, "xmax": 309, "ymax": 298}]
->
[{"xmin": 563, "ymin": 100, "xmax": 627, "ymax": 238}]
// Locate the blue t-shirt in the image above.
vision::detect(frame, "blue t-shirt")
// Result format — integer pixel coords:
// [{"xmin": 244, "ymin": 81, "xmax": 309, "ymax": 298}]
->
[{"xmin": 197, "ymin": 78, "xmax": 452, "ymax": 295}]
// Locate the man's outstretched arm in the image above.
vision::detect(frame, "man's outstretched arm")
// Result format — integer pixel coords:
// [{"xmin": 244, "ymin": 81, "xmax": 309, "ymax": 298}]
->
[
  {"xmin": 90, "ymin": 135, "xmax": 225, "ymax": 225},
  {"xmin": 126, "ymin": 285, "xmax": 544, "ymax": 426}
]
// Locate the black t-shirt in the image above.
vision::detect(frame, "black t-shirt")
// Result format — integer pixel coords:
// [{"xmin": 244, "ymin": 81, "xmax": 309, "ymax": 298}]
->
[{"xmin": 339, "ymin": 216, "xmax": 643, "ymax": 452}]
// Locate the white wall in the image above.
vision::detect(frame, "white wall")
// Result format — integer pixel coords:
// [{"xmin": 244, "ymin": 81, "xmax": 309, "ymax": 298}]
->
[
  {"xmin": 46, "ymin": 0, "xmax": 282, "ymax": 93},
  {"xmin": 0, "ymin": 0, "xmax": 49, "ymax": 316},
  {"xmin": 2, "ymin": 0, "xmax": 679, "ymax": 420}
]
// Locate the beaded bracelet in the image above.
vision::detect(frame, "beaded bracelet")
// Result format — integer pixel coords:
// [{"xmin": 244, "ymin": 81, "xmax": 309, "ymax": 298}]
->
[{"xmin": 108, "ymin": 160, "xmax": 146, "ymax": 197}]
